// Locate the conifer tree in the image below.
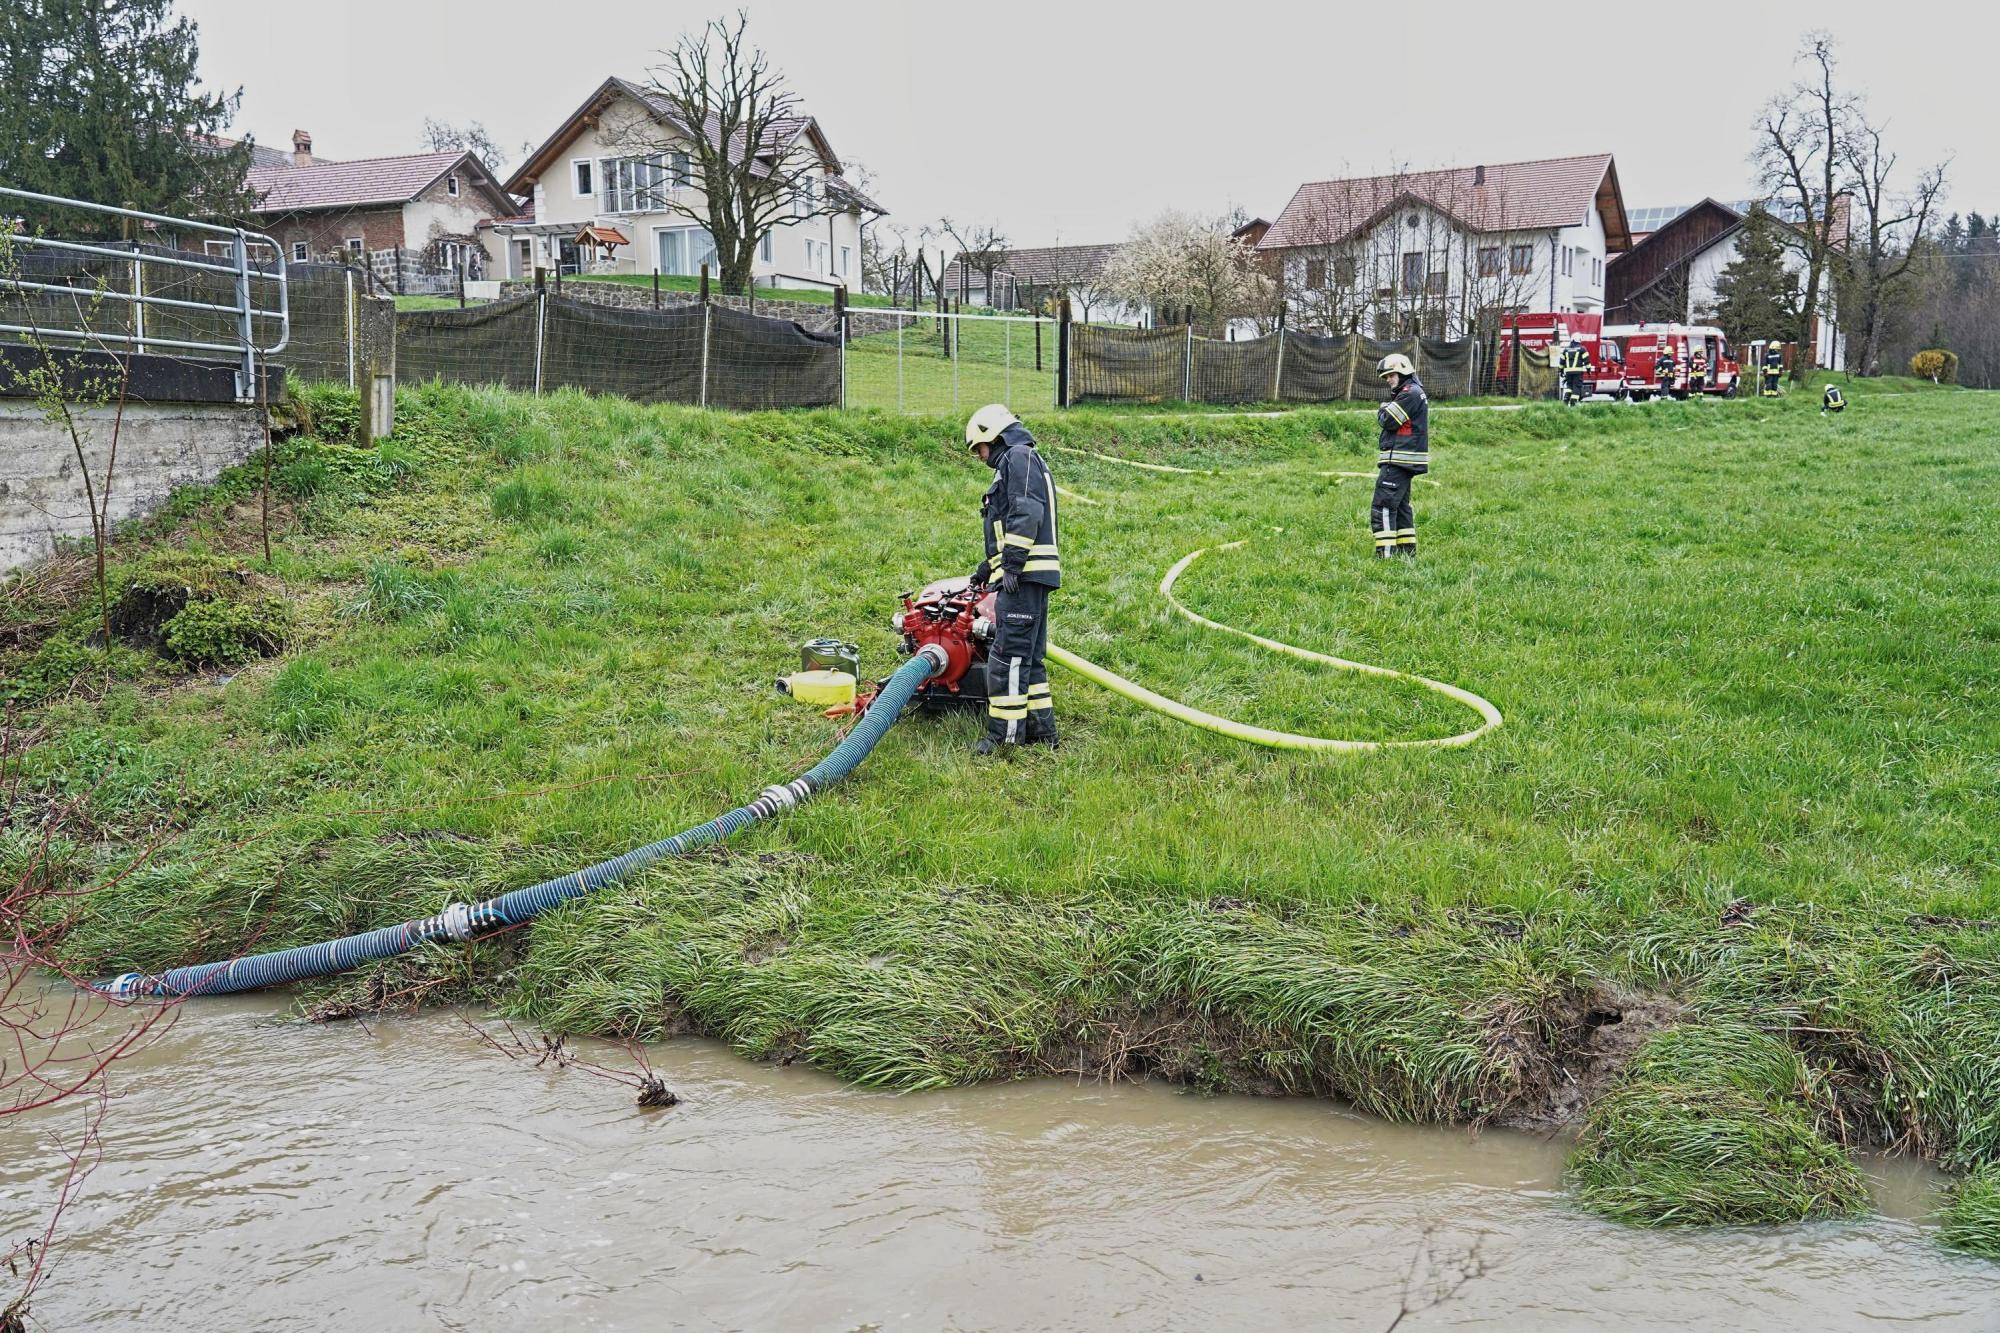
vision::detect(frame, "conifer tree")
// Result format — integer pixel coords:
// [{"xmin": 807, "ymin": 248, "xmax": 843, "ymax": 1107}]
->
[{"xmin": 0, "ymin": 0, "xmax": 252, "ymax": 234}]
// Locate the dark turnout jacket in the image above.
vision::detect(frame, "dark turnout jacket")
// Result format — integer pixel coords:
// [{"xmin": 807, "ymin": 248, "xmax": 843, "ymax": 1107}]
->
[
  {"xmin": 979, "ymin": 424, "xmax": 1062, "ymax": 589},
  {"xmin": 1377, "ymin": 376, "xmax": 1430, "ymax": 472}
]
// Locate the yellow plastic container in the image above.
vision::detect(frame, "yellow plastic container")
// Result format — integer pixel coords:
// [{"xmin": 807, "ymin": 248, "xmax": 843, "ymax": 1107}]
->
[{"xmin": 776, "ymin": 669, "xmax": 857, "ymax": 708}]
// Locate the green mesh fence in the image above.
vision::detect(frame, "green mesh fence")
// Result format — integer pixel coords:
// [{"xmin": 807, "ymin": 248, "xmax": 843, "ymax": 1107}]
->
[
  {"xmin": 1276, "ymin": 330, "xmax": 1358, "ymax": 402},
  {"xmin": 1417, "ymin": 336, "xmax": 1475, "ymax": 398},
  {"xmin": 397, "ymin": 295, "xmax": 540, "ymax": 393},
  {"xmin": 705, "ymin": 306, "xmax": 839, "ymax": 410},
  {"xmin": 391, "ymin": 294, "xmax": 837, "ymax": 408},
  {"xmin": 540, "ymin": 296, "xmax": 703, "ymax": 404},
  {"xmin": 1192, "ymin": 335, "xmax": 1280, "ymax": 404},
  {"xmin": 1071, "ymin": 325, "xmax": 1187, "ymax": 403},
  {"xmin": 1072, "ymin": 325, "xmax": 1480, "ymax": 406}
]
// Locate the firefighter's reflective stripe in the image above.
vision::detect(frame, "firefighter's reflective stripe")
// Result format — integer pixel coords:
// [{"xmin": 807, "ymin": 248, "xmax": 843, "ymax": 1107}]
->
[
  {"xmin": 1003, "ymin": 533, "xmax": 1035, "ymax": 549},
  {"xmin": 988, "ymin": 693, "xmax": 1030, "ymax": 720},
  {"xmin": 1381, "ymin": 449, "xmax": 1430, "ymax": 466},
  {"xmin": 1026, "ymin": 681, "xmax": 1053, "ymax": 711},
  {"xmin": 1381, "ymin": 401, "xmax": 1410, "ymax": 427}
]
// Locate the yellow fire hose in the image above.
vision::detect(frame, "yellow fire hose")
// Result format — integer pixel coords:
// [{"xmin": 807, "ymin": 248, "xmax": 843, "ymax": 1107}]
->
[{"xmin": 1037, "ymin": 443, "xmax": 1500, "ymax": 753}]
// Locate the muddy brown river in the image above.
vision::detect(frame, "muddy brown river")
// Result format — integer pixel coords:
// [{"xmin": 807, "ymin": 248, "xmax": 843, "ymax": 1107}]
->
[{"xmin": 2, "ymin": 997, "xmax": 1997, "ymax": 1330}]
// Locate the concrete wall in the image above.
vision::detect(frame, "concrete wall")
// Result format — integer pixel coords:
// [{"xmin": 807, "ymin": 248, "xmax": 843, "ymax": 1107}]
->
[{"xmin": 0, "ymin": 402, "xmax": 264, "ymax": 571}]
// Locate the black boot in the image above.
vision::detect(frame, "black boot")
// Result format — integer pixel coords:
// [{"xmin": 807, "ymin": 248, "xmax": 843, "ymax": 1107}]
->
[
  {"xmin": 972, "ymin": 736, "xmax": 1001, "ymax": 757},
  {"xmin": 1026, "ymin": 717, "xmax": 1060, "ymax": 750}
]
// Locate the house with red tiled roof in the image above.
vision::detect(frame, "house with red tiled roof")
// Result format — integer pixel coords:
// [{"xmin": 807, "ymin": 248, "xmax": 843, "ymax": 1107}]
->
[
  {"xmin": 1258, "ymin": 154, "xmax": 1631, "ymax": 339},
  {"xmin": 493, "ymin": 76, "xmax": 883, "ymax": 288},
  {"xmin": 234, "ymin": 130, "xmax": 516, "ymax": 282}
]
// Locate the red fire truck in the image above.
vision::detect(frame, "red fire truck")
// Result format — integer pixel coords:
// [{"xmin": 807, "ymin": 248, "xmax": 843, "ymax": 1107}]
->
[{"xmin": 1601, "ymin": 323, "xmax": 1742, "ymax": 400}]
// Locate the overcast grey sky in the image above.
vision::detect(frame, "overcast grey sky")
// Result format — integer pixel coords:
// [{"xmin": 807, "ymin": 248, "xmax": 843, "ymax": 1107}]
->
[{"xmin": 180, "ymin": 0, "xmax": 1982, "ymax": 246}]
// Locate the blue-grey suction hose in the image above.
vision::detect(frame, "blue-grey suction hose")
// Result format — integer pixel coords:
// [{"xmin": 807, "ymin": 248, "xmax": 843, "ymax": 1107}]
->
[{"xmin": 104, "ymin": 646, "xmax": 949, "ymax": 999}]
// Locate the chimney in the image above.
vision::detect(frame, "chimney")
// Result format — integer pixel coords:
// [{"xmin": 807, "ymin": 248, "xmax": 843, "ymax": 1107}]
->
[
  {"xmin": 292, "ymin": 129, "xmax": 313, "ymax": 167},
  {"xmin": 1474, "ymin": 164, "xmax": 1486, "ymax": 186}
]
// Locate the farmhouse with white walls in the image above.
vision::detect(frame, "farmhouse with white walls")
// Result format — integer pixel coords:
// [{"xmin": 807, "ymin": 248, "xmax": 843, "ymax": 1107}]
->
[
  {"xmin": 1256, "ymin": 154, "xmax": 1633, "ymax": 339},
  {"xmin": 487, "ymin": 76, "xmax": 882, "ymax": 288}
]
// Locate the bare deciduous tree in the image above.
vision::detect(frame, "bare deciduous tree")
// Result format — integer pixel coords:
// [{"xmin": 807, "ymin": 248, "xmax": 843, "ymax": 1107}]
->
[
  {"xmin": 418, "ymin": 118, "xmax": 504, "ymax": 171},
  {"xmin": 1754, "ymin": 31, "xmax": 1852, "ymax": 382},
  {"xmin": 941, "ymin": 218, "xmax": 1010, "ymax": 308},
  {"xmin": 613, "ymin": 11, "xmax": 846, "ymax": 295},
  {"xmin": 1841, "ymin": 123, "xmax": 1946, "ymax": 376}
]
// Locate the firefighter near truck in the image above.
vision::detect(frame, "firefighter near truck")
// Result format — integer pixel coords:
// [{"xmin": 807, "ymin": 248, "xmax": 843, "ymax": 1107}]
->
[
  {"xmin": 1497, "ymin": 316, "xmax": 1744, "ymax": 403},
  {"xmin": 1601, "ymin": 324, "xmax": 1742, "ymax": 401}
]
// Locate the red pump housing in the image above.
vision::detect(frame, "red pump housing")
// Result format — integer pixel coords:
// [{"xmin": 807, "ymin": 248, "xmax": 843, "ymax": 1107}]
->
[{"xmin": 894, "ymin": 577, "xmax": 996, "ymax": 707}]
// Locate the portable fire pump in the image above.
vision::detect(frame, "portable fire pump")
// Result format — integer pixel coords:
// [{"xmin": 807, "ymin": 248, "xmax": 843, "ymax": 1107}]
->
[{"xmin": 891, "ymin": 576, "xmax": 997, "ymax": 710}]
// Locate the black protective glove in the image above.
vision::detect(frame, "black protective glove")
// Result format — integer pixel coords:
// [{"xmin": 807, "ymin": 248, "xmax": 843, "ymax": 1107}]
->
[
  {"xmin": 1000, "ymin": 567, "xmax": 1021, "ymax": 594},
  {"xmin": 969, "ymin": 564, "xmax": 990, "ymax": 589}
]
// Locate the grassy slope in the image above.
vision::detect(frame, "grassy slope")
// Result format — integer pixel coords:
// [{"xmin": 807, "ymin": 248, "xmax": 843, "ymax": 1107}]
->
[{"xmin": 12, "ymin": 377, "xmax": 1999, "ymax": 1240}]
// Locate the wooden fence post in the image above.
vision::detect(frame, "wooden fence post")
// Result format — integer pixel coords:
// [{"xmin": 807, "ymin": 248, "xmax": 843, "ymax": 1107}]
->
[
  {"xmin": 1057, "ymin": 298, "xmax": 1072, "ymax": 409},
  {"xmin": 834, "ymin": 284, "xmax": 847, "ymax": 409}
]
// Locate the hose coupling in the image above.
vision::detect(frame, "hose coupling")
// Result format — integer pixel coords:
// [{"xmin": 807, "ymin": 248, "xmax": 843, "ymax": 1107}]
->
[
  {"xmin": 439, "ymin": 902, "xmax": 475, "ymax": 942},
  {"xmin": 917, "ymin": 643, "xmax": 950, "ymax": 674},
  {"xmin": 757, "ymin": 778, "xmax": 813, "ymax": 811}
]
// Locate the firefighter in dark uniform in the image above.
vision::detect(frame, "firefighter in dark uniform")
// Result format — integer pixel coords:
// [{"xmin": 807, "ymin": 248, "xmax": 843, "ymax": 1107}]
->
[
  {"xmin": 1371, "ymin": 354, "xmax": 1428, "ymax": 559},
  {"xmin": 1688, "ymin": 347, "xmax": 1709, "ymax": 395},
  {"xmin": 1822, "ymin": 384, "xmax": 1846, "ymax": 414},
  {"xmin": 965, "ymin": 404, "xmax": 1061, "ymax": 755},
  {"xmin": 1559, "ymin": 337, "xmax": 1591, "ymax": 405},
  {"xmin": 1655, "ymin": 340, "xmax": 1679, "ymax": 399},
  {"xmin": 1762, "ymin": 343, "xmax": 1785, "ymax": 396}
]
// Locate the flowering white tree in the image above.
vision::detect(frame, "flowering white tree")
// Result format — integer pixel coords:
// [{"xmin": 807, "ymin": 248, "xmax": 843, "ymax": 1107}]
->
[{"xmin": 1103, "ymin": 212, "xmax": 1274, "ymax": 333}]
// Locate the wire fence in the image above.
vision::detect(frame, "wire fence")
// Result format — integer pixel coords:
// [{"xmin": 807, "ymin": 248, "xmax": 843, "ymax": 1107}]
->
[{"xmin": 839, "ymin": 309, "xmax": 1056, "ymax": 415}]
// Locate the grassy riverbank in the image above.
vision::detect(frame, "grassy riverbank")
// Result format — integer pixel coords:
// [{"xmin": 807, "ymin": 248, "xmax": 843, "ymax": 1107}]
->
[{"xmin": 6, "ymin": 376, "xmax": 1996, "ymax": 1251}]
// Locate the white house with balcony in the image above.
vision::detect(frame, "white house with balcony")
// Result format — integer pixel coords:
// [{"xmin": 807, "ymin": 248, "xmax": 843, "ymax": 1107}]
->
[
  {"xmin": 484, "ymin": 76, "xmax": 882, "ymax": 290},
  {"xmin": 1256, "ymin": 154, "xmax": 1633, "ymax": 339}
]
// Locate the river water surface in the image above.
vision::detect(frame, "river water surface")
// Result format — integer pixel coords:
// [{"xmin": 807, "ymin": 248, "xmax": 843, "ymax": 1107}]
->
[{"xmin": 2, "ymin": 997, "xmax": 1997, "ymax": 1331}]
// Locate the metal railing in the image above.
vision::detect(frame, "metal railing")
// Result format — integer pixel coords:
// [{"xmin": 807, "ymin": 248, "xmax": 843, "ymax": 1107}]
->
[{"xmin": 0, "ymin": 185, "xmax": 289, "ymax": 401}]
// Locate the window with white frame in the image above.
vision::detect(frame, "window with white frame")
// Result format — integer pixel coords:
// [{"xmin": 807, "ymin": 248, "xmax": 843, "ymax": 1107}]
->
[
  {"xmin": 840, "ymin": 245, "xmax": 851, "ymax": 277},
  {"xmin": 794, "ymin": 176, "xmax": 817, "ymax": 219},
  {"xmin": 657, "ymin": 226, "xmax": 717, "ymax": 276},
  {"xmin": 669, "ymin": 151, "xmax": 691, "ymax": 191},
  {"xmin": 291, "ymin": 241, "xmax": 308, "ymax": 262},
  {"xmin": 573, "ymin": 160, "xmax": 593, "ymax": 198},
  {"xmin": 601, "ymin": 156, "xmax": 669, "ymax": 212},
  {"xmin": 345, "ymin": 237, "xmax": 364, "ymax": 254},
  {"xmin": 759, "ymin": 231, "xmax": 772, "ymax": 262},
  {"xmin": 447, "ymin": 174, "xmax": 460, "ymax": 197}
]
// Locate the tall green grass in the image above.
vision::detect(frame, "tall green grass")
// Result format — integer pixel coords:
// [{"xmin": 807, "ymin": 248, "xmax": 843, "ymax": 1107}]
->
[{"xmin": 14, "ymin": 375, "xmax": 2000, "ymax": 1245}]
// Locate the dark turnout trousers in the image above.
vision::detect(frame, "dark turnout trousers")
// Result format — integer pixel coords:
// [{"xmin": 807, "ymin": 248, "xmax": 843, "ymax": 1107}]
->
[
  {"xmin": 985, "ymin": 583, "xmax": 1054, "ymax": 743},
  {"xmin": 1371, "ymin": 463, "xmax": 1418, "ymax": 558}
]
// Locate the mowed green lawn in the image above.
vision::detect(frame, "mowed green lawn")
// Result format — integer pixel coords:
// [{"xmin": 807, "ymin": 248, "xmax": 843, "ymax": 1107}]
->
[{"xmin": 16, "ymin": 377, "xmax": 2000, "ymax": 1242}]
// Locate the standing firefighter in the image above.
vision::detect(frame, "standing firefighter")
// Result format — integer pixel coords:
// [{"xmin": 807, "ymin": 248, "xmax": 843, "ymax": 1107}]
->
[
  {"xmin": 1372, "ymin": 354, "xmax": 1428, "ymax": 559},
  {"xmin": 1689, "ymin": 347, "xmax": 1709, "ymax": 395},
  {"xmin": 1559, "ymin": 337, "xmax": 1592, "ymax": 405},
  {"xmin": 1762, "ymin": 343, "xmax": 1785, "ymax": 396},
  {"xmin": 1655, "ymin": 339, "xmax": 1679, "ymax": 399},
  {"xmin": 965, "ymin": 404, "xmax": 1061, "ymax": 754}
]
